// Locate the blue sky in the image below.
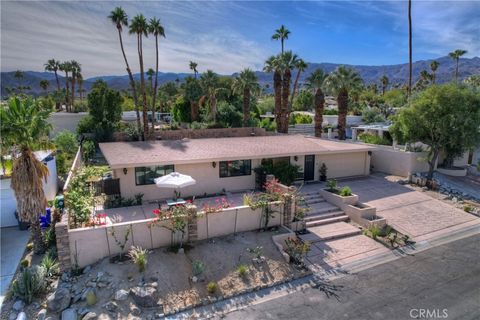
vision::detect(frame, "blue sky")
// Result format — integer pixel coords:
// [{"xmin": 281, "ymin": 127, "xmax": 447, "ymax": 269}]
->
[{"xmin": 1, "ymin": 1, "xmax": 479, "ymax": 77}]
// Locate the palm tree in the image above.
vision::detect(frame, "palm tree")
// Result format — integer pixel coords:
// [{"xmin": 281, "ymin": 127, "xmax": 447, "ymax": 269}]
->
[
  {"xmin": 77, "ymin": 73, "xmax": 84, "ymax": 100},
  {"xmin": 59, "ymin": 61, "xmax": 72, "ymax": 111},
  {"xmin": 324, "ymin": 66, "xmax": 363, "ymax": 140},
  {"xmin": 278, "ymin": 51, "xmax": 299, "ymax": 133},
  {"xmin": 39, "ymin": 80, "xmax": 49, "ymax": 94},
  {"xmin": 264, "ymin": 55, "xmax": 283, "ymax": 131},
  {"xmin": 0, "ymin": 97, "xmax": 52, "ymax": 253},
  {"xmin": 44, "ymin": 59, "xmax": 61, "ymax": 91},
  {"xmin": 419, "ymin": 70, "xmax": 431, "ymax": 83},
  {"xmin": 189, "ymin": 61, "xmax": 199, "ymax": 79},
  {"xmin": 233, "ymin": 69, "xmax": 260, "ymax": 127},
  {"xmin": 290, "ymin": 59, "xmax": 308, "ymax": 108},
  {"xmin": 408, "ymin": 0, "xmax": 412, "ymax": 96},
  {"xmin": 200, "ymin": 70, "xmax": 221, "ymax": 122},
  {"xmin": 130, "ymin": 14, "xmax": 149, "ymax": 138},
  {"xmin": 108, "ymin": 7, "xmax": 141, "ymax": 140},
  {"xmin": 146, "ymin": 68, "xmax": 155, "ymax": 93},
  {"xmin": 272, "ymin": 25, "xmax": 290, "ymax": 54},
  {"xmin": 430, "ymin": 60, "xmax": 439, "ymax": 84},
  {"xmin": 305, "ymin": 69, "xmax": 327, "ymax": 137},
  {"xmin": 380, "ymin": 75, "xmax": 389, "ymax": 95},
  {"xmin": 448, "ymin": 49, "xmax": 468, "ymax": 83},
  {"xmin": 183, "ymin": 77, "xmax": 202, "ymax": 121},
  {"xmin": 70, "ymin": 60, "xmax": 81, "ymax": 110},
  {"xmin": 148, "ymin": 17, "xmax": 165, "ymax": 131}
]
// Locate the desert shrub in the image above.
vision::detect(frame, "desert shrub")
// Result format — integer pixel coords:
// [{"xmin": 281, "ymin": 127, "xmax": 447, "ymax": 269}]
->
[
  {"xmin": 128, "ymin": 246, "xmax": 148, "ymax": 273},
  {"xmin": 189, "ymin": 121, "xmax": 208, "ymax": 130},
  {"xmin": 20, "ymin": 259, "xmax": 29, "ymax": 268},
  {"xmin": 11, "ymin": 266, "xmax": 47, "ymax": 303},
  {"xmin": 289, "ymin": 113, "xmax": 313, "ymax": 125},
  {"xmin": 237, "ymin": 264, "xmax": 248, "ymax": 277},
  {"xmin": 358, "ymin": 132, "xmax": 392, "ymax": 146},
  {"xmin": 326, "ymin": 179, "xmax": 338, "ymax": 192},
  {"xmin": 43, "ymin": 226, "xmax": 56, "ymax": 249},
  {"xmin": 247, "ymin": 246, "xmax": 263, "ymax": 259},
  {"xmin": 323, "ymin": 109, "xmax": 338, "ymax": 115},
  {"xmin": 192, "ymin": 260, "xmax": 205, "ymax": 277},
  {"xmin": 121, "ymin": 122, "xmax": 141, "ymax": 141},
  {"xmin": 40, "ymin": 254, "xmax": 59, "ymax": 277},
  {"xmin": 259, "ymin": 118, "xmax": 276, "ymax": 131},
  {"xmin": 362, "ymin": 108, "xmax": 385, "ymax": 124},
  {"xmin": 340, "ymin": 186, "xmax": 352, "ymax": 196},
  {"xmin": 463, "ymin": 204, "xmax": 473, "ymax": 213},
  {"xmin": 284, "ymin": 237, "xmax": 310, "ymax": 265},
  {"xmin": 26, "ymin": 243, "xmax": 33, "ymax": 251},
  {"xmin": 206, "ymin": 281, "xmax": 218, "ymax": 294},
  {"xmin": 364, "ymin": 224, "xmax": 382, "ymax": 240}
]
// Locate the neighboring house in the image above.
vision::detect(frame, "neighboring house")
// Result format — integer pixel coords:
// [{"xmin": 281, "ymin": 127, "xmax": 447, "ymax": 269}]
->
[
  {"xmin": 0, "ymin": 150, "xmax": 58, "ymax": 227},
  {"xmin": 48, "ymin": 112, "xmax": 88, "ymax": 137},
  {"xmin": 99, "ymin": 135, "xmax": 373, "ymax": 201}
]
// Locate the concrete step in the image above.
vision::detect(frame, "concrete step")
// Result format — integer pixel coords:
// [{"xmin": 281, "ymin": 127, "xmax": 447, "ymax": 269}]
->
[
  {"xmin": 304, "ymin": 210, "xmax": 346, "ymax": 221},
  {"xmin": 307, "ymin": 202, "xmax": 341, "ymax": 215},
  {"xmin": 305, "ymin": 215, "xmax": 349, "ymax": 228},
  {"xmin": 299, "ymin": 222, "xmax": 362, "ymax": 243},
  {"xmin": 304, "ymin": 198, "xmax": 326, "ymax": 205}
]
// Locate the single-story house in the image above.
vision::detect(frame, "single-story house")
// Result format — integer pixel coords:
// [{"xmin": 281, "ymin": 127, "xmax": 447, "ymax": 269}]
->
[{"xmin": 99, "ymin": 135, "xmax": 374, "ymax": 201}]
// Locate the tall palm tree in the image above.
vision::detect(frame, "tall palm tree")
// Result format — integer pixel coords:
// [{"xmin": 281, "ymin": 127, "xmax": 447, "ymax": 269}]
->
[
  {"xmin": 0, "ymin": 97, "xmax": 52, "ymax": 253},
  {"xmin": 324, "ymin": 66, "xmax": 363, "ymax": 140},
  {"xmin": 380, "ymin": 75, "xmax": 389, "ymax": 95},
  {"xmin": 199, "ymin": 70, "xmax": 221, "ymax": 122},
  {"xmin": 77, "ymin": 73, "xmax": 84, "ymax": 100},
  {"xmin": 419, "ymin": 70, "xmax": 431, "ymax": 83},
  {"xmin": 148, "ymin": 17, "xmax": 165, "ymax": 131},
  {"xmin": 278, "ymin": 51, "xmax": 299, "ymax": 133},
  {"xmin": 44, "ymin": 59, "xmax": 61, "ymax": 91},
  {"xmin": 59, "ymin": 61, "xmax": 72, "ymax": 111},
  {"xmin": 448, "ymin": 49, "xmax": 468, "ymax": 83},
  {"xmin": 290, "ymin": 59, "xmax": 308, "ymax": 108},
  {"xmin": 271, "ymin": 25, "xmax": 290, "ymax": 54},
  {"xmin": 39, "ymin": 80, "xmax": 49, "ymax": 94},
  {"xmin": 108, "ymin": 7, "xmax": 141, "ymax": 140},
  {"xmin": 232, "ymin": 69, "xmax": 260, "ymax": 127},
  {"xmin": 183, "ymin": 77, "xmax": 202, "ymax": 121},
  {"xmin": 408, "ymin": 0, "xmax": 413, "ymax": 96},
  {"xmin": 264, "ymin": 55, "xmax": 283, "ymax": 131},
  {"xmin": 146, "ymin": 68, "xmax": 155, "ymax": 93},
  {"xmin": 70, "ymin": 60, "xmax": 81, "ymax": 110},
  {"xmin": 189, "ymin": 61, "xmax": 198, "ymax": 79},
  {"xmin": 305, "ymin": 69, "xmax": 327, "ymax": 137},
  {"xmin": 430, "ymin": 60, "xmax": 439, "ymax": 84},
  {"xmin": 129, "ymin": 14, "xmax": 149, "ymax": 138}
]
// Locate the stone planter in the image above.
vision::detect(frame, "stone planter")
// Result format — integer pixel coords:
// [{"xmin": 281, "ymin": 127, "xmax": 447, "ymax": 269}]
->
[
  {"xmin": 319, "ymin": 189, "xmax": 359, "ymax": 210},
  {"xmin": 272, "ymin": 232, "xmax": 296, "ymax": 263}
]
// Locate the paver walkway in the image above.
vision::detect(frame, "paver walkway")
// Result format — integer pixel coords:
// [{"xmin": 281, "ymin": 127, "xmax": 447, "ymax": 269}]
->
[{"xmin": 302, "ymin": 174, "xmax": 479, "ymax": 241}]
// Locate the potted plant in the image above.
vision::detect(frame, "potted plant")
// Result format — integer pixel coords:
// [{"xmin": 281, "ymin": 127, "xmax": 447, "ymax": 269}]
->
[{"xmin": 319, "ymin": 163, "xmax": 327, "ymax": 182}]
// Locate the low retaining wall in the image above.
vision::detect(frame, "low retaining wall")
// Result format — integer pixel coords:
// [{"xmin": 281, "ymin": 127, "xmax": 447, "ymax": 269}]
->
[
  {"xmin": 436, "ymin": 167, "xmax": 467, "ymax": 177},
  {"xmin": 319, "ymin": 189, "xmax": 358, "ymax": 209},
  {"xmin": 67, "ymin": 204, "xmax": 282, "ymax": 269},
  {"xmin": 370, "ymin": 146, "xmax": 429, "ymax": 177}
]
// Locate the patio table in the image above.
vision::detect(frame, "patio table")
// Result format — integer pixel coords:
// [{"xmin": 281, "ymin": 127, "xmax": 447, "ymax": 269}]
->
[{"xmin": 166, "ymin": 198, "xmax": 186, "ymax": 206}]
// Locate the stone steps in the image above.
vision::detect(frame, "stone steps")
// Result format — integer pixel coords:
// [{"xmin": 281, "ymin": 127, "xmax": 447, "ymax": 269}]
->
[
  {"xmin": 299, "ymin": 222, "xmax": 362, "ymax": 243},
  {"xmin": 304, "ymin": 210, "xmax": 346, "ymax": 221},
  {"xmin": 305, "ymin": 215, "xmax": 349, "ymax": 228}
]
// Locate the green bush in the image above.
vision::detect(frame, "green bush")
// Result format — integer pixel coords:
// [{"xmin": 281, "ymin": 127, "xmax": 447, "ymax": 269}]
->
[
  {"xmin": 11, "ymin": 266, "xmax": 47, "ymax": 303},
  {"xmin": 217, "ymin": 101, "xmax": 243, "ymax": 127},
  {"xmin": 255, "ymin": 161, "xmax": 300, "ymax": 186},
  {"xmin": 326, "ymin": 179, "xmax": 338, "ymax": 192},
  {"xmin": 77, "ymin": 115, "xmax": 96, "ymax": 135},
  {"xmin": 259, "ymin": 118, "xmax": 276, "ymax": 131},
  {"xmin": 82, "ymin": 140, "xmax": 95, "ymax": 163},
  {"xmin": 340, "ymin": 186, "xmax": 352, "ymax": 196},
  {"xmin": 128, "ymin": 246, "xmax": 148, "ymax": 273},
  {"xmin": 289, "ymin": 113, "xmax": 313, "ymax": 125},
  {"xmin": 362, "ymin": 108, "xmax": 385, "ymax": 124},
  {"xmin": 171, "ymin": 96, "xmax": 191, "ymax": 123},
  {"xmin": 237, "ymin": 264, "xmax": 248, "ymax": 277},
  {"xmin": 44, "ymin": 226, "xmax": 56, "ymax": 249},
  {"xmin": 40, "ymin": 254, "xmax": 59, "ymax": 277},
  {"xmin": 463, "ymin": 205, "xmax": 473, "ymax": 213},
  {"xmin": 358, "ymin": 132, "xmax": 392, "ymax": 146},
  {"xmin": 54, "ymin": 131, "xmax": 78, "ymax": 155},
  {"xmin": 323, "ymin": 109, "xmax": 338, "ymax": 115},
  {"xmin": 20, "ymin": 259, "xmax": 29, "ymax": 268},
  {"xmin": 192, "ymin": 260, "xmax": 205, "ymax": 277},
  {"xmin": 206, "ymin": 281, "xmax": 218, "ymax": 294}
]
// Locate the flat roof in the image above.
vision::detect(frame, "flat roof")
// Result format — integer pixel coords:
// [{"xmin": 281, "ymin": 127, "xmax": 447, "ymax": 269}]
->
[{"xmin": 99, "ymin": 135, "xmax": 374, "ymax": 169}]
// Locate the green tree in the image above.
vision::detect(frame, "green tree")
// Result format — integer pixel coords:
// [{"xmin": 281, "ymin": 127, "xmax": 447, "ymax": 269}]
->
[
  {"xmin": 305, "ymin": 68, "xmax": 327, "ymax": 137},
  {"xmin": 448, "ymin": 49, "xmax": 468, "ymax": 83},
  {"xmin": 108, "ymin": 7, "xmax": 141, "ymax": 139},
  {"xmin": 391, "ymin": 84, "xmax": 480, "ymax": 179},
  {"xmin": 189, "ymin": 61, "xmax": 199, "ymax": 79},
  {"xmin": 324, "ymin": 66, "xmax": 363, "ymax": 140},
  {"xmin": 200, "ymin": 70, "xmax": 222, "ymax": 122},
  {"xmin": 171, "ymin": 95, "xmax": 191, "ymax": 123},
  {"xmin": 232, "ymin": 68, "xmax": 260, "ymax": 126},
  {"xmin": 217, "ymin": 101, "xmax": 243, "ymax": 127},
  {"xmin": 408, "ymin": 0, "xmax": 412, "ymax": 96},
  {"xmin": 271, "ymin": 25, "xmax": 290, "ymax": 54},
  {"xmin": 289, "ymin": 59, "xmax": 308, "ymax": 110},
  {"xmin": 87, "ymin": 80, "xmax": 123, "ymax": 141},
  {"xmin": 54, "ymin": 130, "xmax": 78, "ymax": 155},
  {"xmin": 39, "ymin": 80, "xmax": 49, "ymax": 94},
  {"xmin": 430, "ymin": 60, "xmax": 439, "ymax": 84},
  {"xmin": 463, "ymin": 75, "xmax": 480, "ymax": 89},
  {"xmin": 264, "ymin": 55, "xmax": 283, "ymax": 131},
  {"xmin": 129, "ymin": 14, "xmax": 149, "ymax": 138},
  {"xmin": 69, "ymin": 60, "xmax": 81, "ymax": 110},
  {"xmin": 279, "ymin": 51, "xmax": 300, "ymax": 133},
  {"xmin": 0, "ymin": 97, "xmax": 52, "ymax": 253},
  {"xmin": 182, "ymin": 77, "xmax": 202, "ymax": 121},
  {"xmin": 292, "ymin": 90, "xmax": 314, "ymax": 111},
  {"xmin": 44, "ymin": 59, "xmax": 61, "ymax": 91},
  {"xmin": 59, "ymin": 61, "xmax": 73, "ymax": 111},
  {"xmin": 380, "ymin": 75, "xmax": 389, "ymax": 95},
  {"xmin": 148, "ymin": 17, "xmax": 165, "ymax": 130}
]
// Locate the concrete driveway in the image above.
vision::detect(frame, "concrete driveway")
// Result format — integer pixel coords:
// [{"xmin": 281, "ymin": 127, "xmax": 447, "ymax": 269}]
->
[
  {"xmin": 1, "ymin": 227, "xmax": 30, "ymax": 308},
  {"xmin": 336, "ymin": 175, "xmax": 479, "ymax": 241}
]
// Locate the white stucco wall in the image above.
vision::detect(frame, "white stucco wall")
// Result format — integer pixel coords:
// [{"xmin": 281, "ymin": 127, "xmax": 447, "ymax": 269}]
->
[{"xmin": 114, "ymin": 151, "xmax": 370, "ymax": 201}]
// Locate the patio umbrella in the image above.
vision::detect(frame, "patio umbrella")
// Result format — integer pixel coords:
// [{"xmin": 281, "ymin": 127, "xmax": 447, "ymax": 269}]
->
[{"xmin": 154, "ymin": 172, "xmax": 196, "ymax": 199}]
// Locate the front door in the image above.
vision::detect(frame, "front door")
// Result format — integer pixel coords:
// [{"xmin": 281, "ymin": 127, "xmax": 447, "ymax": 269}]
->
[{"xmin": 304, "ymin": 155, "xmax": 315, "ymax": 181}]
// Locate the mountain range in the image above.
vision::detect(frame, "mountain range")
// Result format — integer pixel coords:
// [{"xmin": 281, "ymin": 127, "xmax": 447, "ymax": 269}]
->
[{"xmin": 2, "ymin": 56, "xmax": 479, "ymax": 98}]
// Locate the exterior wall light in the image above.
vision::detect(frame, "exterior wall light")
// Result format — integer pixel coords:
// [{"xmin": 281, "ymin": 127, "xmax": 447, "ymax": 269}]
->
[
  {"xmin": 212, "ymin": 162, "xmax": 217, "ymax": 168},
  {"xmin": 294, "ymin": 156, "xmax": 298, "ymax": 161},
  {"xmin": 123, "ymin": 168, "xmax": 128, "ymax": 175}
]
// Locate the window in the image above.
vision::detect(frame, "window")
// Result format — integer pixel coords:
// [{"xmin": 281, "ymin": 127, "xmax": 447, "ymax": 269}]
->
[
  {"xmin": 135, "ymin": 165, "xmax": 174, "ymax": 185},
  {"xmin": 219, "ymin": 160, "xmax": 251, "ymax": 178}
]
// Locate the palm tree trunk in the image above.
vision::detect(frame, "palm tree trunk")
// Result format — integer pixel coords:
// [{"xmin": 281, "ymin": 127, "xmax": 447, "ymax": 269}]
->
[
  {"xmin": 54, "ymin": 71, "xmax": 60, "ymax": 91},
  {"xmin": 117, "ymin": 28, "xmax": 141, "ymax": 141},
  {"xmin": 71, "ymin": 75, "xmax": 76, "ymax": 112},
  {"xmin": 408, "ymin": 0, "xmax": 412, "ymax": 96},
  {"xmin": 314, "ymin": 88, "xmax": 325, "ymax": 138},
  {"xmin": 211, "ymin": 95, "xmax": 217, "ymax": 123},
  {"xmin": 280, "ymin": 69, "xmax": 291, "ymax": 133},
  {"xmin": 273, "ymin": 71, "xmax": 282, "ymax": 131},
  {"xmin": 152, "ymin": 35, "xmax": 159, "ymax": 132},
  {"xmin": 138, "ymin": 34, "xmax": 149, "ymax": 139},
  {"xmin": 432, "ymin": 72, "xmax": 436, "ymax": 84},
  {"xmin": 337, "ymin": 89, "xmax": 348, "ymax": 140},
  {"xmin": 191, "ymin": 101, "xmax": 199, "ymax": 122},
  {"xmin": 289, "ymin": 69, "xmax": 302, "ymax": 111},
  {"xmin": 243, "ymin": 88, "xmax": 250, "ymax": 127},
  {"xmin": 281, "ymin": 39, "xmax": 284, "ymax": 54},
  {"xmin": 65, "ymin": 72, "xmax": 70, "ymax": 112},
  {"xmin": 455, "ymin": 59, "xmax": 459, "ymax": 83}
]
